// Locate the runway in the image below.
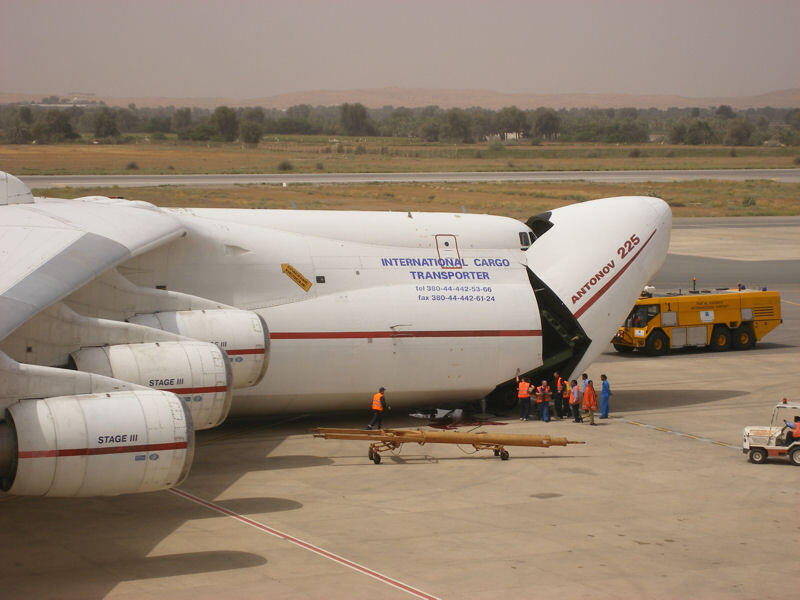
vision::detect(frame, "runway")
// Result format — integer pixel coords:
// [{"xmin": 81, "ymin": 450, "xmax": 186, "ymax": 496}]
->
[{"xmin": 22, "ymin": 167, "xmax": 800, "ymax": 188}]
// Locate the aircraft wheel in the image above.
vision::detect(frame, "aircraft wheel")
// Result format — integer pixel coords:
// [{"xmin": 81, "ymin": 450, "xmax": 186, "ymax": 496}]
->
[
  {"xmin": 748, "ymin": 448, "xmax": 767, "ymax": 464},
  {"xmin": 710, "ymin": 326, "xmax": 732, "ymax": 351},
  {"xmin": 373, "ymin": 453, "xmax": 381, "ymax": 464},
  {"xmin": 613, "ymin": 343, "xmax": 635, "ymax": 353},
  {"xmin": 790, "ymin": 447, "xmax": 800, "ymax": 466},
  {"xmin": 732, "ymin": 325, "xmax": 755, "ymax": 350},
  {"xmin": 645, "ymin": 330, "xmax": 668, "ymax": 356},
  {"xmin": 500, "ymin": 450, "xmax": 510, "ymax": 461}
]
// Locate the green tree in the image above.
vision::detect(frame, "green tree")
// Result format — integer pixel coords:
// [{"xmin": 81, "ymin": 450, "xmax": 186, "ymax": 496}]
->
[
  {"xmin": 94, "ymin": 107, "xmax": 119, "ymax": 138},
  {"xmin": 533, "ymin": 108, "xmax": 560, "ymax": 140},
  {"xmin": 340, "ymin": 103, "xmax": 373, "ymax": 136},
  {"xmin": 724, "ymin": 117, "xmax": 754, "ymax": 145},
  {"xmin": 497, "ymin": 106, "xmax": 530, "ymax": 139},
  {"xmin": 172, "ymin": 107, "xmax": 192, "ymax": 132},
  {"xmin": 668, "ymin": 121, "xmax": 687, "ymax": 144},
  {"xmin": 31, "ymin": 109, "xmax": 79, "ymax": 142},
  {"xmin": 242, "ymin": 106, "xmax": 266, "ymax": 124},
  {"xmin": 18, "ymin": 106, "xmax": 33, "ymax": 124},
  {"xmin": 685, "ymin": 120, "xmax": 714, "ymax": 144},
  {"xmin": 210, "ymin": 106, "xmax": 239, "ymax": 141},
  {"xmin": 239, "ymin": 120, "xmax": 262, "ymax": 144},
  {"xmin": 441, "ymin": 108, "xmax": 473, "ymax": 143},
  {"xmin": 715, "ymin": 105, "xmax": 735, "ymax": 119},
  {"xmin": 418, "ymin": 118, "xmax": 440, "ymax": 142}
]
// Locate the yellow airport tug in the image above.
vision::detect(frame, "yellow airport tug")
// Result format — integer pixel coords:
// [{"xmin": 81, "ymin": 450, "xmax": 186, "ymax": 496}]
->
[{"xmin": 612, "ymin": 287, "xmax": 782, "ymax": 356}]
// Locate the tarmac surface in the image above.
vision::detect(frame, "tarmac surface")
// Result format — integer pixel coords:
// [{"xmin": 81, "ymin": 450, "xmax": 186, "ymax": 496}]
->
[
  {"xmin": 21, "ymin": 167, "xmax": 800, "ymax": 188},
  {"xmin": 1, "ymin": 216, "xmax": 799, "ymax": 599}
]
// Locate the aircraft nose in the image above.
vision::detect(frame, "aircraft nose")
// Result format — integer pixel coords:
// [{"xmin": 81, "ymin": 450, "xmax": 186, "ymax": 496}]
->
[{"xmin": 525, "ymin": 195, "xmax": 671, "ymax": 375}]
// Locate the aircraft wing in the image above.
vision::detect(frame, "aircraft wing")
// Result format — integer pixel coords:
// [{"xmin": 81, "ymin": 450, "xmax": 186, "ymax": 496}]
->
[{"xmin": 0, "ymin": 173, "xmax": 184, "ymax": 341}]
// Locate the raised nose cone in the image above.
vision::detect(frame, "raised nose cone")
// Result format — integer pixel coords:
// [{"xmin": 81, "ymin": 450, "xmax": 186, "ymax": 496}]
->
[{"xmin": 525, "ymin": 196, "xmax": 672, "ymax": 377}]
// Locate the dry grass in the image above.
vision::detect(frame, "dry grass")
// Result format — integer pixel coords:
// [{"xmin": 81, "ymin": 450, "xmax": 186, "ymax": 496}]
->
[
  {"xmin": 35, "ymin": 180, "xmax": 800, "ymax": 219},
  {"xmin": 3, "ymin": 139, "xmax": 799, "ymax": 175}
]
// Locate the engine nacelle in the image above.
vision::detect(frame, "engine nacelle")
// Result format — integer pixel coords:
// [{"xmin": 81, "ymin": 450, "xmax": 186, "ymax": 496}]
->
[
  {"xmin": 71, "ymin": 341, "xmax": 232, "ymax": 430},
  {"xmin": 128, "ymin": 309, "xmax": 269, "ymax": 389},
  {"xmin": 0, "ymin": 390, "xmax": 193, "ymax": 497}
]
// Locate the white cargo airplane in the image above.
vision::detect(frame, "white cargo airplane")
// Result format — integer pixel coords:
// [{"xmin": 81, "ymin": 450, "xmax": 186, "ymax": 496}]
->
[{"xmin": 0, "ymin": 171, "xmax": 671, "ymax": 497}]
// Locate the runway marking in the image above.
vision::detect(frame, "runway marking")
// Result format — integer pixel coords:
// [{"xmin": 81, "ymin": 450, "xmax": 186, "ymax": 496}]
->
[
  {"xmin": 170, "ymin": 487, "xmax": 441, "ymax": 600},
  {"xmin": 621, "ymin": 417, "xmax": 736, "ymax": 449},
  {"xmin": 781, "ymin": 299, "xmax": 800, "ymax": 307}
]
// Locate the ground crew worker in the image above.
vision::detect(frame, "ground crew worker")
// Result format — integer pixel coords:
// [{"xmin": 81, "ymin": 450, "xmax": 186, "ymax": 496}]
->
[
  {"xmin": 554, "ymin": 372, "xmax": 566, "ymax": 418},
  {"xmin": 582, "ymin": 380, "xmax": 597, "ymax": 425},
  {"xmin": 366, "ymin": 387, "xmax": 388, "ymax": 430},
  {"xmin": 580, "ymin": 373, "xmax": 589, "ymax": 401},
  {"xmin": 516, "ymin": 372, "xmax": 532, "ymax": 421},
  {"xmin": 537, "ymin": 380, "xmax": 551, "ymax": 422},
  {"xmin": 569, "ymin": 379, "xmax": 582, "ymax": 422},
  {"xmin": 561, "ymin": 377, "xmax": 570, "ymax": 419},
  {"xmin": 783, "ymin": 415, "xmax": 800, "ymax": 445},
  {"xmin": 600, "ymin": 374, "xmax": 612, "ymax": 419}
]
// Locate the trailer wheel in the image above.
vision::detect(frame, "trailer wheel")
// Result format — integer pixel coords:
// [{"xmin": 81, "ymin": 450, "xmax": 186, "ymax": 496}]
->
[
  {"xmin": 373, "ymin": 453, "xmax": 381, "ymax": 464},
  {"xmin": 790, "ymin": 447, "xmax": 800, "ymax": 466},
  {"xmin": 368, "ymin": 449, "xmax": 374, "ymax": 461},
  {"xmin": 500, "ymin": 450, "xmax": 510, "ymax": 461},
  {"xmin": 732, "ymin": 324, "xmax": 755, "ymax": 350},
  {"xmin": 493, "ymin": 449, "xmax": 500, "ymax": 456},
  {"xmin": 613, "ymin": 344, "xmax": 636, "ymax": 353},
  {"xmin": 645, "ymin": 330, "xmax": 668, "ymax": 356},
  {"xmin": 710, "ymin": 326, "xmax": 732, "ymax": 351},
  {"xmin": 748, "ymin": 448, "xmax": 767, "ymax": 464}
]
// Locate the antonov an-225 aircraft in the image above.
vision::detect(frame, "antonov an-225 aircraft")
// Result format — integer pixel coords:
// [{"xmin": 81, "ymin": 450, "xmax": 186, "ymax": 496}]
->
[{"xmin": 0, "ymin": 171, "xmax": 671, "ymax": 497}]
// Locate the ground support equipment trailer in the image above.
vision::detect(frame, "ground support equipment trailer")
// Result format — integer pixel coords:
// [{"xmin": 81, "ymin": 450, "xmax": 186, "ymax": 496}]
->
[
  {"xmin": 742, "ymin": 399, "xmax": 800, "ymax": 465},
  {"xmin": 612, "ymin": 288, "xmax": 781, "ymax": 356}
]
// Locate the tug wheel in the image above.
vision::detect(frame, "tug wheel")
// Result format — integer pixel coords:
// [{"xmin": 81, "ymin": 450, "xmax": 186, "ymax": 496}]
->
[
  {"xmin": 790, "ymin": 447, "xmax": 800, "ymax": 467},
  {"xmin": 748, "ymin": 448, "xmax": 767, "ymax": 464}
]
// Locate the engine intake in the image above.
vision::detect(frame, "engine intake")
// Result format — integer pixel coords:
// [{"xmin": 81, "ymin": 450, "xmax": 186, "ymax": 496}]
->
[
  {"xmin": 0, "ymin": 390, "xmax": 193, "ymax": 497},
  {"xmin": 71, "ymin": 341, "xmax": 232, "ymax": 430},
  {"xmin": 128, "ymin": 309, "xmax": 269, "ymax": 388}
]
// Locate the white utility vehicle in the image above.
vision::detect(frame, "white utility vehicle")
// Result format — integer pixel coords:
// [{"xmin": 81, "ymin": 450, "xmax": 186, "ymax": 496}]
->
[{"xmin": 743, "ymin": 399, "xmax": 800, "ymax": 465}]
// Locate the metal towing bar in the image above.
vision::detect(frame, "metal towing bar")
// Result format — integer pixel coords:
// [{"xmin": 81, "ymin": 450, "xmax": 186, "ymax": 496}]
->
[{"xmin": 311, "ymin": 428, "xmax": 585, "ymax": 463}]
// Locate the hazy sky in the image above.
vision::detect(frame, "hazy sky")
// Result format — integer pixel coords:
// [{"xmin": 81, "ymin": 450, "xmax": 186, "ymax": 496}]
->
[{"xmin": 2, "ymin": 0, "xmax": 798, "ymax": 99}]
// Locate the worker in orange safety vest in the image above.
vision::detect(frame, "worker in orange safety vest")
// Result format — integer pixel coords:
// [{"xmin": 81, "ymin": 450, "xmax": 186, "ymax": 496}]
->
[
  {"xmin": 516, "ymin": 370, "xmax": 532, "ymax": 421},
  {"xmin": 582, "ymin": 380, "xmax": 598, "ymax": 426},
  {"xmin": 536, "ymin": 380, "xmax": 551, "ymax": 422},
  {"xmin": 366, "ymin": 387, "xmax": 389, "ymax": 430},
  {"xmin": 569, "ymin": 379, "xmax": 583, "ymax": 422}
]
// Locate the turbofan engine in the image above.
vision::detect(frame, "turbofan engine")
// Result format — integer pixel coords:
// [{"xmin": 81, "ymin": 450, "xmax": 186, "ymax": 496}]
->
[
  {"xmin": 128, "ymin": 309, "xmax": 269, "ymax": 388},
  {"xmin": 0, "ymin": 390, "xmax": 193, "ymax": 497},
  {"xmin": 71, "ymin": 341, "xmax": 232, "ymax": 430}
]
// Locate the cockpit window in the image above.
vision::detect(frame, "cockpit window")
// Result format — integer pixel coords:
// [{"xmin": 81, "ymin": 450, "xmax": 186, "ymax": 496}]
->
[
  {"xmin": 519, "ymin": 231, "xmax": 531, "ymax": 248},
  {"xmin": 626, "ymin": 304, "xmax": 660, "ymax": 327}
]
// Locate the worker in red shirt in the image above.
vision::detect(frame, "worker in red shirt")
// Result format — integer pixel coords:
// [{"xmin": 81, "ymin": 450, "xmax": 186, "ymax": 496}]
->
[{"xmin": 582, "ymin": 380, "xmax": 598, "ymax": 426}]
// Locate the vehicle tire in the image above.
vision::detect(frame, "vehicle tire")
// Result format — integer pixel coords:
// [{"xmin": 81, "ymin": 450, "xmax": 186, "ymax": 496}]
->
[
  {"xmin": 368, "ymin": 449, "xmax": 374, "ymax": 461},
  {"xmin": 748, "ymin": 448, "xmax": 767, "ymax": 464},
  {"xmin": 493, "ymin": 449, "xmax": 500, "ymax": 456},
  {"xmin": 373, "ymin": 453, "xmax": 381, "ymax": 464},
  {"xmin": 790, "ymin": 446, "xmax": 800, "ymax": 467},
  {"xmin": 732, "ymin": 324, "xmax": 755, "ymax": 350},
  {"xmin": 710, "ymin": 326, "xmax": 732, "ymax": 351},
  {"xmin": 500, "ymin": 450, "xmax": 510, "ymax": 461},
  {"xmin": 613, "ymin": 344, "xmax": 636, "ymax": 354},
  {"xmin": 644, "ymin": 330, "xmax": 669, "ymax": 356}
]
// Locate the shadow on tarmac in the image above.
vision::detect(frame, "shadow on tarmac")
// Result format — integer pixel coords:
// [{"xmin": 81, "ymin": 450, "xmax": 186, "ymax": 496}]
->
[{"xmin": 611, "ymin": 388, "xmax": 746, "ymax": 411}]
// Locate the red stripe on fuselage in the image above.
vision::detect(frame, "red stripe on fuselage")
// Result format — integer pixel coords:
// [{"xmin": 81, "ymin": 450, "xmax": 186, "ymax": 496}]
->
[
  {"xmin": 271, "ymin": 329, "xmax": 542, "ymax": 340},
  {"xmin": 225, "ymin": 348, "xmax": 265, "ymax": 355},
  {"xmin": 18, "ymin": 441, "xmax": 188, "ymax": 459},
  {"xmin": 165, "ymin": 385, "xmax": 227, "ymax": 395},
  {"xmin": 573, "ymin": 229, "xmax": 658, "ymax": 320}
]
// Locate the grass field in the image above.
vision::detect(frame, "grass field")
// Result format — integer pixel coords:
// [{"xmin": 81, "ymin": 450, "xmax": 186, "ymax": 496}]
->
[
  {"xmin": 34, "ymin": 179, "xmax": 800, "ymax": 219},
  {"xmin": 4, "ymin": 137, "xmax": 800, "ymax": 175}
]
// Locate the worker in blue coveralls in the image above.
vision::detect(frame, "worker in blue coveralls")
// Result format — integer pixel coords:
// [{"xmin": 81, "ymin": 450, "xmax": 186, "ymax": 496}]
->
[{"xmin": 600, "ymin": 374, "xmax": 611, "ymax": 419}]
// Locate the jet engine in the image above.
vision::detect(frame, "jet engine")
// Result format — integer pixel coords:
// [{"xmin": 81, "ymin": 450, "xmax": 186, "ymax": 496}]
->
[
  {"xmin": 0, "ymin": 390, "xmax": 193, "ymax": 497},
  {"xmin": 128, "ymin": 309, "xmax": 269, "ymax": 388},
  {"xmin": 71, "ymin": 341, "xmax": 232, "ymax": 430}
]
